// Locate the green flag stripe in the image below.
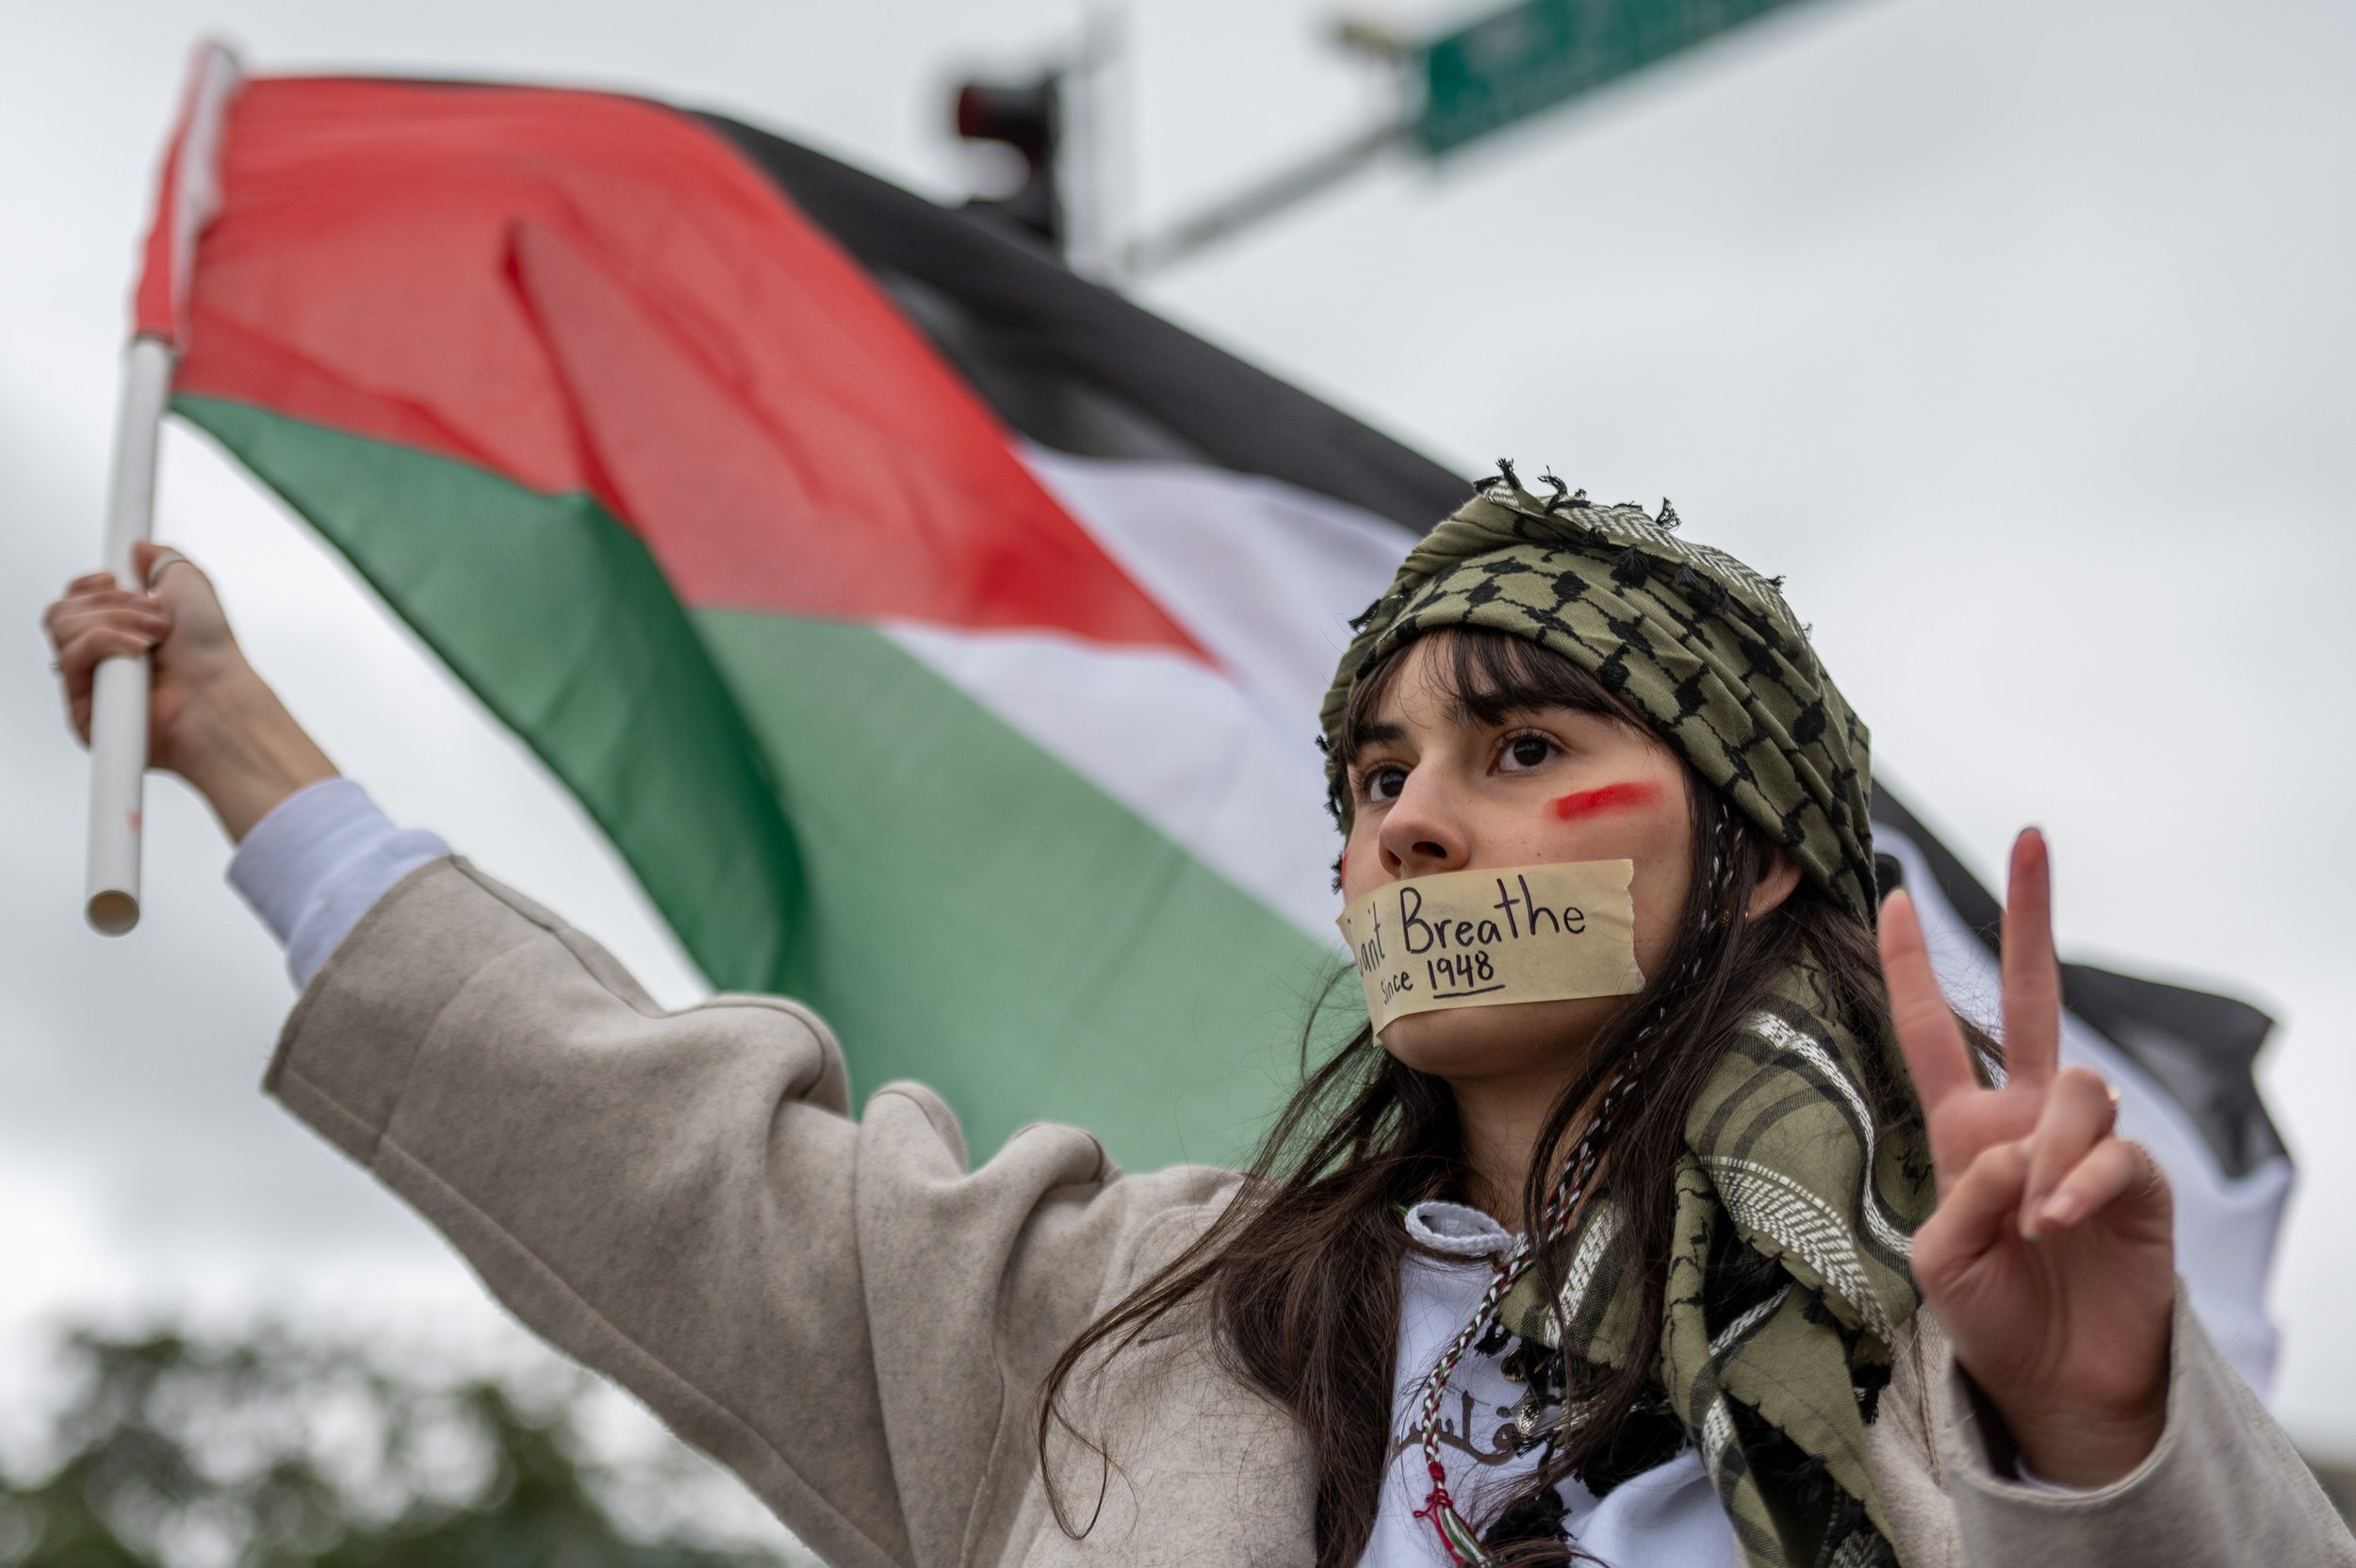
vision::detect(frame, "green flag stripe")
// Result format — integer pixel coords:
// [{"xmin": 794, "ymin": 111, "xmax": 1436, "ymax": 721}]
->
[
  {"xmin": 697, "ymin": 612, "xmax": 1338, "ymax": 1162},
  {"xmin": 177, "ymin": 394, "xmax": 806, "ymax": 993},
  {"xmin": 175, "ymin": 396, "xmax": 1337, "ymax": 1165}
]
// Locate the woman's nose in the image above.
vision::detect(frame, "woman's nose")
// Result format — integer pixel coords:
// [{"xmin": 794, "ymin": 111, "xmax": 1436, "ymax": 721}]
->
[{"xmin": 1377, "ymin": 776, "xmax": 1469, "ymax": 879}]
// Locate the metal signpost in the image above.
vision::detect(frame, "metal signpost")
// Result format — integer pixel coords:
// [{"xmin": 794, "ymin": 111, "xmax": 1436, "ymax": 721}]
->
[
  {"xmin": 1418, "ymin": 0, "xmax": 1812, "ymax": 155},
  {"xmin": 1115, "ymin": 0, "xmax": 1828, "ymax": 272}
]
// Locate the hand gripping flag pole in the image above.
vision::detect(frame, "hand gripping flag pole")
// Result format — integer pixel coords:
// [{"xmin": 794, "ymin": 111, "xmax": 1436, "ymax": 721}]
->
[{"xmin": 86, "ymin": 40, "xmax": 240, "ymax": 935}]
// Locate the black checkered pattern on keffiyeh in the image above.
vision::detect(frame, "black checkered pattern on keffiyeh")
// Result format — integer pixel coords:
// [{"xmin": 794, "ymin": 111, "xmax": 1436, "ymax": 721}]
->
[{"xmin": 1318, "ymin": 467, "xmax": 1877, "ymax": 923}]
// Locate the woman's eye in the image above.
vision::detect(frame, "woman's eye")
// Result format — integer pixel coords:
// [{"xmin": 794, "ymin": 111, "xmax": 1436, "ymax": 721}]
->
[
  {"xmin": 1364, "ymin": 764, "xmax": 1408, "ymax": 802},
  {"xmin": 1501, "ymin": 734, "xmax": 1556, "ymax": 772}
]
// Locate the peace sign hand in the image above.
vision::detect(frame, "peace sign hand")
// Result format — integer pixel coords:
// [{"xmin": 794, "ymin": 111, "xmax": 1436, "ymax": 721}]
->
[{"xmin": 1879, "ymin": 829, "xmax": 2175, "ymax": 1488}]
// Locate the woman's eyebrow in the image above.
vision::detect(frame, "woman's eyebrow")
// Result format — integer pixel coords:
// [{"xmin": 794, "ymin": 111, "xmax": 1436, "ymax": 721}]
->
[
  {"xmin": 1454, "ymin": 693, "xmax": 1614, "ymax": 728},
  {"xmin": 1342, "ymin": 720, "xmax": 1407, "ymax": 760}
]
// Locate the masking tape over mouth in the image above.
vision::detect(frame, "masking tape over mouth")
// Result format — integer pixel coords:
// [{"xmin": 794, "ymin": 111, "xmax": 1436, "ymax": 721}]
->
[{"xmin": 1335, "ymin": 859, "xmax": 1646, "ymax": 1037}]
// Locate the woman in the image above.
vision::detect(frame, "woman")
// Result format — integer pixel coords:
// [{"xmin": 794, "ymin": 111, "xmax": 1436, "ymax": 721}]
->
[{"xmin": 43, "ymin": 472, "xmax": 2351, "ymax": 1567}]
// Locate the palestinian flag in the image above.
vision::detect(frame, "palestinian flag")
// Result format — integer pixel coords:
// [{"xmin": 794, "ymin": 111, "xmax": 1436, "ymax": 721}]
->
[
  {"xmin": 133, "ymin": 50, "xmax": 2289, "ymax": 1388},
  {"xmin": 137, "ymin": 56, "xmax": 1451, "ymax": 1166}
]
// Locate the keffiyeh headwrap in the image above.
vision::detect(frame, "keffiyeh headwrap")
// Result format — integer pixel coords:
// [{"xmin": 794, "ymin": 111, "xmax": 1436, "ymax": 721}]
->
[
  {"xmin": 1320, "ymin": 470, "xmax": 1934, "ymax": 1568},
  {"xmin": 1319, "ymin": 466, "xmax": 1876, "ymax": 922}
]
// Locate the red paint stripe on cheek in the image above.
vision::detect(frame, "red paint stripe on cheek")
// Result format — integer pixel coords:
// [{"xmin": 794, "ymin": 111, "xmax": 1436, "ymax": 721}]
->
[{"xmin": 1548, "ymin": 781, "xmax": 1660, "ymax": 821}]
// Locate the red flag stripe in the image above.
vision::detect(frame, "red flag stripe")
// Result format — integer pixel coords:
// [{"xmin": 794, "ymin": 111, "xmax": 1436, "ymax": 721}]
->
[
  {"xmin": 171, "ymin": 76, "xmax": 1204, "ymax": 655},
  {"xmin": 132, "ymin": 41, "xmax": 241, "ymax": 347}
]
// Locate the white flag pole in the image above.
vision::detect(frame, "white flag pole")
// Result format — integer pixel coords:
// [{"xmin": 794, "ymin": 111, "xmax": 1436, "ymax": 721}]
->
[
  {"xmin": 85, "ymin": 336, "xmax": 178, "ymax": 934},
  {"xmin": 84, "ymin": 40, "xmax": 240, "ymax": 936}
]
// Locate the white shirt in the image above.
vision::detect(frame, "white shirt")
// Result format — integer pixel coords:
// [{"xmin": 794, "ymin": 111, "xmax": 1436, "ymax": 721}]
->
[
  {"xmin": 1365, "ymin": 1203, "xmax": 1740, "ymax": 1568},
  {"xmin": 228, "ymin": 780, "xmax": 1747, "ymax": 1565}
]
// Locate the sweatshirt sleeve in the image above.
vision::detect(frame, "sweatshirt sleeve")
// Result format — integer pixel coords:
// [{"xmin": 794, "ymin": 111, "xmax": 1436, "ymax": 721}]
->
[
  {"xmin": 227, "ymin": 777, "xmax": 452, "ymax": 988},
  {"xmin": 263, "ymin": 856, "xmax": 1233, "ymax": 1568},
  {"xmin": 1936, "ymin": 1292, "xmax": 2356, "ymax": 1566}
]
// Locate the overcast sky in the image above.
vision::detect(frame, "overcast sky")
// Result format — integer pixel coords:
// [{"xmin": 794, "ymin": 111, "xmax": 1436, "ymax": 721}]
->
[{"xmin": 6, "ymin": 0, "xmax": 2354, "ymax": 1468}]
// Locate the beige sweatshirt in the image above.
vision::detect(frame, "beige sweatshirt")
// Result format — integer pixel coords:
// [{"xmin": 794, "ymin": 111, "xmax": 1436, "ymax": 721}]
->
[{"xmin": 262, "ymin": 856, "xmax": 2355, "ymax": 1568}]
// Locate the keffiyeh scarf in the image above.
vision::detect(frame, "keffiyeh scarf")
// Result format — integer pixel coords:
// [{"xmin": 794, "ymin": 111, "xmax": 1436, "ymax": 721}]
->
[{"xmin": 1497, "ymin": 959, "xmax": 1932, "ymax": 1568}]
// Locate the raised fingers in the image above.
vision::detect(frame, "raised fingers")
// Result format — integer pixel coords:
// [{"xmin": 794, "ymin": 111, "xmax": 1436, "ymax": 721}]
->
[
  {"xmin": 2001, "ymin": 828, "xmax": 2063, "ymax": 1088},
  {"xmin": 2033, "ymin": 1135, "xmax": 2168, "ymax": 1235},
  {"xmin": 1911, "ymin": 1137, "xmax": 2030, "ymax": 1295},
  {"xmin": 1879, "ymin": 890, "xmax": 1978, "ymax": 1122},
  {"xmin": 2020, "ymin": 1065, "xmax": 2115, "ymax": 1236}
]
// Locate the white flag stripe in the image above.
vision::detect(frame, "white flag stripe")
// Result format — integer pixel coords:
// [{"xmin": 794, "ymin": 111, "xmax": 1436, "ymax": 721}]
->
[
  {"xmin": 886, "ymin": 454, "xmax": 1415, "ymax": 947},
  {"xmin": 1017, "ymin": 445, "xmax": 1417, "ymax": 738},
  {"xmin": 883, "ymin": 620, "xmax": 1347, "ymax": 942}
]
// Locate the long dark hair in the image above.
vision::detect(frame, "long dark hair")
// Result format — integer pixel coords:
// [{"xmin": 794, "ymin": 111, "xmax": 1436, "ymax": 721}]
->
[{"xmin": 1039, "ymin": 628, "xmax": 1934, "ymax": 1567}]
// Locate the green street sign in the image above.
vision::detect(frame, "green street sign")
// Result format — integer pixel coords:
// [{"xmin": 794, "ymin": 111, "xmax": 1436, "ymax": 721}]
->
[{"xmin": 1418, "ymin": 0, "xmax": 1813, "ymax": 155}]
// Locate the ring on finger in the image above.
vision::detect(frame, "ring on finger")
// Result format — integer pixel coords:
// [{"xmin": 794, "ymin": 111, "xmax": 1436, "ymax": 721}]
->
[{"xmin": 144, "ymin": 550, "xmax": 188, "ymax": 592}]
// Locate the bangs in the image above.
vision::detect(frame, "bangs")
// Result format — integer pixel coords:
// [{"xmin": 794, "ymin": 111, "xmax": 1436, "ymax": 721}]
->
[{"xmin": 1336, "ymin": 627, "xmax": 1639, "ymax": 770}]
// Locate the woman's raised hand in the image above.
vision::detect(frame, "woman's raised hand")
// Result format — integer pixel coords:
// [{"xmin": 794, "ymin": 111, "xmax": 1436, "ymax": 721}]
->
[
  {"xmin": 46, "ymin": 542, "xmax": 237, "ymax": 766},
  {"xmin": 41, "ymin": 542, "xmax": 335, "ymax": 841},
  {"xmin": 1878, "ymin": 830, "xmax": 2175, "ymax": 1488}
]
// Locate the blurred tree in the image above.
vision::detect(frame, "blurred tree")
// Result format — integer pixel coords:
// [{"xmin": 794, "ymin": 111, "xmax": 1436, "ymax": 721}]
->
[{"xmin": 0, "ymin": 1326, "xmax": 803, "ymax": 1568}]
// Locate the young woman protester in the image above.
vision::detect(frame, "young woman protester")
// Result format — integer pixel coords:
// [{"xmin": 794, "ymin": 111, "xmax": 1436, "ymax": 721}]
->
[{"xmin": 44, "ymin": 472, "xmax": 2353, "ymax": 1568}]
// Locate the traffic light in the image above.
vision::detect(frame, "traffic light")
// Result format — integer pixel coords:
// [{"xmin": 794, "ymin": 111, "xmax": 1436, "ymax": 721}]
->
[{"xmin": 953, "ymin": 74, "xmax": 1063, "ymax": 251}]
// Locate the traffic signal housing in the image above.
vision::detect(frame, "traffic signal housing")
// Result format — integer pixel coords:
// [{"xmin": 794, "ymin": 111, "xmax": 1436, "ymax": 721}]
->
[{"xmin": 953, "ymin": 74, "xmax": 1063, "ymax": 251}]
